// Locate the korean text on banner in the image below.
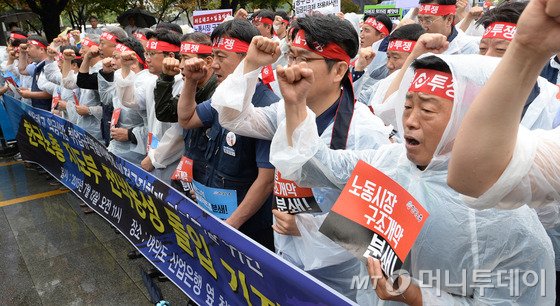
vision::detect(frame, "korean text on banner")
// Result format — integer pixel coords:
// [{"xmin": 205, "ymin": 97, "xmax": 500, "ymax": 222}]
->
[
  {"xmin": 294, "ymin": 0, "xmax": 341, "ymax": 17},
  {"xmin": 193, "ymin": 9, "xmax": 232, "ymax": 34}
]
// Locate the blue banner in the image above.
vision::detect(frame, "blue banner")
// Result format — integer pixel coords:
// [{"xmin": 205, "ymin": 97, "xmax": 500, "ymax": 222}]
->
[{"xmin": 2, "ymin": 94, "xmax": 354, "ymax": 306}]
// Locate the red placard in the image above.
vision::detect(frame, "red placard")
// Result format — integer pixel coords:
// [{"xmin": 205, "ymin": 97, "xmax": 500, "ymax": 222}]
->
[
  {"xmin": 320, "ymin": 160, "xmax": 429, "ymax": 275},
  {"xmin": 51, "ymin": 95, "xmax": 60, "ymax": 110},
  {"xmin": 273, "ymin": 171, "xmax": 321, "ymax": 214},
  {"xmin": 111, "ymin": 108, "xmax": 122, "ymax": 129},
  {"xmin": 73, "ymin": 92, "xmax": 79, "ymax": 106},
  {"xmin": 171, "ymin": 156, "xmax": 194, "ymax": 183}
]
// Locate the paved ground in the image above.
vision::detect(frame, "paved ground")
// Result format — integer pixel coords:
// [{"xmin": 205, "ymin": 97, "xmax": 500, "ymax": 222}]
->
[{"xmin": 0, "ymin": 157, "xmax": 195, "ymax": 305}]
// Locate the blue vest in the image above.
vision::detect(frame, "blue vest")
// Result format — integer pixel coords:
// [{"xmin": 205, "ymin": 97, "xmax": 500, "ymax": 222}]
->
[
  {"xmin": 183, "ymin": 127, "xmax": 210, "ymax": 182},
  {"xmin": 201, "ymin": 82, "xmax": 278, "ymax": 230},
  {"xmin": 31, "ymin": 61, "xmax": 51, "ymax": 111}
]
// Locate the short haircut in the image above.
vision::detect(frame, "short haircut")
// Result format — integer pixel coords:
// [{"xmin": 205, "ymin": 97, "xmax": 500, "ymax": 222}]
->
[
  {"xmin": 275, "ymin": 10, "xmax": 290, "ymax": 22},
  {"xmin": 102, "ymin": 26, "xmax": 128, "ymax": 40},
  {"xmin": 181, "ymin": 32, "xmax": 212, "ymax": 57},
  {"xmin": 290, "ymin": 14, "xmax": 359, "ymax": 64},
  {"xmin": 156, "ymin": 22, "xmax": 183, "ymax": 35},
  {"xmin": 210, "ymin": 19, "xmax": 259, "ymax": 53},
  {"xmin": 27, "ymin": 35, "xmax": 48, "ymax": 49},
  {"xmin": 61, "ymin": 45, "xmax": 83, "ymax": 66},
  {"xmin": 388, "ymin": 24, "xmax": 425, "ymax": 42},
  {"xmin": 363, "ymin": 13, "xmax": 393, "ymax": 34},
  {"xmin": 411, "ymin": 55, "xmax": 451, "ymax": 74},
  {"xmin": 146, "ymin": 28, "xmax": 181, "ymax": 58},
  {"xmin": 252, "ymin": 9, "xmax": 275, "ymax": 36},
  {"xmin": 118, "ymin": 37, "xmax": 146, "ymax": 66},
  {"xmin": 476, "ymin": 1, "xmax": 527, "ymax": 28},
  {"xmin": 89, "ymin": 16, "xmax": 98, "ymax": 21}
]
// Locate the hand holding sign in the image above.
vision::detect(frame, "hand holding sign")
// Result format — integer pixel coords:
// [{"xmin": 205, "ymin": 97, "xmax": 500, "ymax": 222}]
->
[{"xmin": 367, "ymin": 257, "xmax": 422, "ymax": 306}]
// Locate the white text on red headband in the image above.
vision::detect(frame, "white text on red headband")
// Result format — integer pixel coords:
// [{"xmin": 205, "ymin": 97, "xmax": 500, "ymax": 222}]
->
[
  {"xmin": 211, "ymin": 37, "xmax": 250, "ymax": 53},
  {"xmin": 388, "ymin": 40, "xmax": 416, "ymax": 53},
  {"xmin": 180, "ymin": 42, "xmax": 213, "ymax": 55},
  {"xmin": 364, "ymin": 17, "xmax": 390, "ymax": 36},
  {"xmin": 483, "ymin": 22, "xmax": 517, "ymax": 41},
  {"xmin": 409, "ymin": 69, "xmax": 454, "ymax": 101},
  {"xmin": 291, "ymin": 30, "xmax": 351, "ymax": 64},
  {"xmin": 418, "ymin": 4, "xmax": 457, "ymax": 16}
]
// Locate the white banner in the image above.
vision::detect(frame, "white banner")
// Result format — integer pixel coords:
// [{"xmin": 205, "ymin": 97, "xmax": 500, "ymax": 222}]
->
[
  {"xmin": 294, "ymin": 0, "xmax": 341, "ymax": 17},
  {"xmin": 193, "ymin": 9, "xmax": 232, "ymax": 34}
]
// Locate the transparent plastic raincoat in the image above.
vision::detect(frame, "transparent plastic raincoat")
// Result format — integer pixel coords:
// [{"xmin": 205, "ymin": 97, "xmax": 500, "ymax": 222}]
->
[
  {"xmin": 212, "ymin": 59, "xmax": 392, "ymax": 302},
  {"xmin": 118, "ymin": 70, "xmax": 184, "ymax": 181},
  {"xmin": 98, "ymin": 69, "xmax": 147, "ymax": 165},
  {"xmin": 269, "ymin": 54, "xmax": 556, "ymax": 305}
]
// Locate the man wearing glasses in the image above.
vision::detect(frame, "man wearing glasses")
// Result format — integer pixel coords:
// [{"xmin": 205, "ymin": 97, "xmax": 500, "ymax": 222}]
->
[{"xmin": 416, "ymin": 0, "xmax": 479, "ymax": 54}]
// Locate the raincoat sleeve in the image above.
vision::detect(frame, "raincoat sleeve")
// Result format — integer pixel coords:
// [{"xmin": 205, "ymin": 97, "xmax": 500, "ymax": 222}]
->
[
  {"xmin": 62, "ymin": 71, "xmax": 78, "ymax": 90},
  {"xmin": 116, "ymin": 70, "xmax": 145, "ymax": 110},
  {"xmin": 131, "ymin": 125, "xmax": 148, "ymax": 156},
  {"xmin": 211, "ymin": 59, "xmax": 280, "ymax": 140},
  {"xmin": 43, "ymin": 60, "xmax": 62, "ymax": 85},
  {"xmin": 464, "ymin": 127, "xmax": 560, "ymax": 225},
  {"xmin": 37, "ymin": 71, "xmax": 58, "ymax": 96},
  {"xmin": 97, "ymin": 71, "xmax": 115, "ymax": 107},
  {"xmin": 270, "ymin": 106, "xmax": 378, "ymax": 190},
  {"xmin": 147, "ymin": 124, "xmax": 184, "ymax": 169}
]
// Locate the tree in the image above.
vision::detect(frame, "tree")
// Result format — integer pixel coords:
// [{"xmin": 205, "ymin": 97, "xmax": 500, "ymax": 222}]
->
[
  {"xmin": 24, "ymin": 0, "xmax": 70, "ymax": 41},
  {"xmin": 64, "ymin": 0, "xmax": 128, "ymax": 31}
]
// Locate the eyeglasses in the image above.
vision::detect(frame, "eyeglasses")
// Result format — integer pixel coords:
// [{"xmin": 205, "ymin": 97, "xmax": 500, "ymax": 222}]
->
[
  {"xmin": 417, "ymin": 16, "xmax": 444, "ymax": 26},
  {"xmin": 287, "ymin": 54, "xmax": 327, "ymax": 65}
]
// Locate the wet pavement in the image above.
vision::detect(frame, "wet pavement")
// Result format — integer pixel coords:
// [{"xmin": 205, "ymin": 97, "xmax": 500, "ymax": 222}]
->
[{"xmin": 0, "ymin": 157, "xmax": 195, "ymax": 305}]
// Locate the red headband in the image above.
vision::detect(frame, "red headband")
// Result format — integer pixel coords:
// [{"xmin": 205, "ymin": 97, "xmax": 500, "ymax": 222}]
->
[
  {"xmin": 10, "ymin": 33, "xmax": 27, "ymax": 40},
  {"xmin": 212, "ymin": 37, "xmax": 250, "ymax": 53},
  {"xmin": 418, "ymin": 4, "xmax": 457, "ymax": 16},
  {"xmin": 291, "ymin": 30, "xmax": 351, "ymax": 65},
  {"xmin": 388, "ymin": 39, "xmax": 416, "ymax": 52},
  {"xmin": 28, "ymin": 39, "xmax": 47, "ymax": 49},
  {"xmin": 81, "ymin": 37, "xmax": 99, "ymax": 47},
  {"xmin": 281, "ymin": 19, "xmax": 290, "ymax": 26},
  {"xmin": 100, "ymin": 32, "xmax": 118, "ymax": 44},
  {"xmin": 115, "ymin": 43, "xmax": 145, "ymax": 67},
  {"xmin": 482, "ymin": 22, "xmax": 516, "ymax": 41},
  {"xmin": 133, "ymin": 33, "xmax": 147, "ymax": 41},
  {"xmin": 146, "ymin": 39, "xmax": 180, "ymax": 52},
  {"xmin": 408, "ymin": 69, "xmax": 454, "ymax": 101},
  {"xmin": 364, "ymin": 17, "xmax": 390, "ymax": 36},
  {"xmin": 253, "ymin": 16, "xmax": 274, "ymax": 25},
  {"xmin": 180, "ymin": 42, "xmax": 213, "ymax": 55}
]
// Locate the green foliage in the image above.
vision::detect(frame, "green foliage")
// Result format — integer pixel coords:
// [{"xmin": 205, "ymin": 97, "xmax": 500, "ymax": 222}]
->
[{"xmin": 341, "ymin": 0, "xmax": 359, "ymax": 13}]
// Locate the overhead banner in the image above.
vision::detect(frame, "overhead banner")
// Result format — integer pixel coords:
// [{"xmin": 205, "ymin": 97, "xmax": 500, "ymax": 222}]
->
[
  {"xmin": 294, "ymin": 0, "xmax": 341, "ymax": 17},
  {"xmin": 2, "ymin": 94, "xmax": 354, "ymax": 306},
  {"xmin": 363, "ymin": 4, "xmax": 404, "ymax": 21},
  {"xmin": 320, "ymin": 160, "xmax": 429, "ymax": 276},
  {"xmin": 193, "ymin": 9, "xmax": 232, "ymax": 34}
]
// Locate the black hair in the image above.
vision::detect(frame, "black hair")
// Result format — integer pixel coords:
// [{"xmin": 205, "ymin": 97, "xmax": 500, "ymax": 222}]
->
[
  {"xmin": 290, "ymin": 15, "xmax": 359, "ymax": 67},
  {"xmin": 27, "ymin": 35, "xmax": 48, "ymax": 49},
  {"xmin": 181, "ymin": 32, "xmax": 212, "ymax": 57},
  {"xmin": 389, "ymin": 24, "xmax": 425, "ymax": 41},
  {"xmin": 8, "ymin": 29, "xmax": 28, "ymax": 46},
  {"xmin": 61, "ymin": 45, "xmax": 83, "ymax": 67},
  {"xmin": 411, "ymin": 55, "xmax": 451, "ymax": 74},
  {"xmin": 118, "ymin": 37, "xmax": 146, "ymax": 67},
  {"xmin": 363, "ymin": 13, "xmax": 393, "ymax": 34},
  {"xmin": 476, "ymin": 1, "xmax": 527, "ymax": 28},
  {"xmin": 418, "ymin": 0, "xmax": 456, "ymax": 5},
  {"xmin": 211, "ymin": 19, "xmax": 259, "ymax": 53},
  {"xmin": 89, "ymin": 16, "xmax": 98, "ymax": 21},
  {"xmin": 275, "ymin": 10, "xmax": 290, "ymax": 22},
  {"xmin": 146, "ymin": 28, "xmax": 181, "ymax": 58},
  {"xmin": 156, "ymin": 22, "xmax": 183, "ymax": 35},
  {"xmin": 252, "ymin": 9, "xmax": 275, "ymax": 36}
]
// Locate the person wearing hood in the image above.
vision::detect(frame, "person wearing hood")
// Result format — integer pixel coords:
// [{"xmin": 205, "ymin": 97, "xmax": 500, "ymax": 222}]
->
[
  {"xmin": 268, "ymin": 33, "xmax": 555, "ymax": 303},
  {"xmin": 448, "ymin": 0, "xmax": 560, "ymax": 298},
  {"xmin": 96, "ymin": 37, "xmax": 148, "ymax": 165},
  {"xmin": 352, "ymin": 13, "xmax": 394, "ymax": 103},
  {"xmin": 416, "ymin": 0, "xmax": 479, "ymax": 55},
  {"xmin": 211, "ymin": 15, "xmax": 391, "ymax": 302}
]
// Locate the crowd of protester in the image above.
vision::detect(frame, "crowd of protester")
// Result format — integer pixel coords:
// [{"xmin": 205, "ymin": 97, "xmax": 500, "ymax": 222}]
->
[{"xmin": 1, "ymin": 0, "xmax": 560, "ymax": 304}]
